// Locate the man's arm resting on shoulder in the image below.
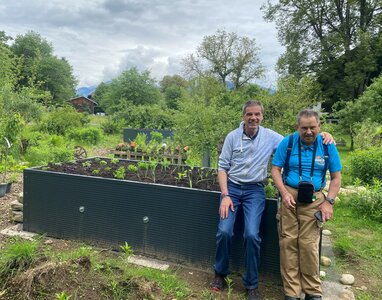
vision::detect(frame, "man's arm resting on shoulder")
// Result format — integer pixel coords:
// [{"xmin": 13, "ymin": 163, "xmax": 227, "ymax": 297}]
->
[
  {"xmin": 320, "ymin": 132, "xmax": 335, "ymax": 145},
  {"xmin": 271, "ymin": 166, "xmax": 296, "ymax": 210},
  {"xmin": 218, "ymin": 170, "xmax": 234, "ymax": 219},
  {"xmin": 319, "ymin": 171, "xmax": 341, "ymax": 222}
]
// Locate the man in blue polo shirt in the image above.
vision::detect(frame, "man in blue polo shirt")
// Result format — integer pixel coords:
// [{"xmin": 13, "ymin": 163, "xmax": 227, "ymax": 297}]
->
[{"xmin": 271, "ymin": 109, "xmax": 341, "ymax": 300}]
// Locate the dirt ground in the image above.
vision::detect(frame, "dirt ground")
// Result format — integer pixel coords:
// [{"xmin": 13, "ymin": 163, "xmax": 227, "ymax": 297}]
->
[{"xmin": 0, "ymin": 174, "xmax": 284, "ymax": 300}]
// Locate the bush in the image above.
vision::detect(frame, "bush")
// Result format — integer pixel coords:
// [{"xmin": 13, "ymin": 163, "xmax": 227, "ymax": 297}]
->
[
  {"xmin": 101, "ymin": 117, "xmax": 122, "ymax": 134},
  {"xmin": 67, "ymin": 127, "xmax": 103, "ymax": 145},
  {"xmin": 23, "ymin": 134, "xmax": 73, "ymax": 166},
  {"xmin": 347, "ymin": 180, "xmax": 382, "ymax": 223},
  {"xmin": 37, "ymin": 106, "xmax": 89, "ymax": 135},
  {"xmin": 348, "ymin": 147, "xmax": 382, "ymax": 184}
]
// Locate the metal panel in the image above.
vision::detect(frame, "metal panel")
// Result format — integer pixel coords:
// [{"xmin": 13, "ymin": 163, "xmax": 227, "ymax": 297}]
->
[{"xmin": 23, "ymin": 168, "xmax": 280, "ymax": 279}]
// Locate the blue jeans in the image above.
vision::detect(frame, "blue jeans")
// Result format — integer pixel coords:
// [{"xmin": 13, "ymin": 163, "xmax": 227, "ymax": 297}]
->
[{"xmin": 214, "ymin": 180, "xmax": 266, "ymax": 289}]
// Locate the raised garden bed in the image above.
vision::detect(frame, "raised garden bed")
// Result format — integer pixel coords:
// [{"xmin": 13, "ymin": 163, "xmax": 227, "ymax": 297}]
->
[{"xmin": 23, "ymin": 158, "xmax": 280, "ymax": 279}]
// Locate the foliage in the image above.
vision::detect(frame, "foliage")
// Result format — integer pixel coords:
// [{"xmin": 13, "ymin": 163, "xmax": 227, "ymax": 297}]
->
[
  {"xmin": 262, "ymin": 0, "xmax": 382, "ymax": 109},
  {"xmin": 0, "ymin": 238, "xmax": 41, "ymax": 280},
  {"xmin": 10, "ymin": 30, "xmax": 76, "ymax": 105},
  {"xmin": 260, "ymin": 75, "xmax": 321, "ymax": 135},
  {"xmin": 159, "ymin": 75, "xmax": 189, "ymax": 109},
  {"xmin": 182, "ymin": 29, "xmax": 264, "ymax": 89},
  {"xmin": 23, "ymin": 134, "xmax": 74, "ymax": 166},
  {"xmin": 100, "ymin": 116, "xmax": 123, "ymax": 134},
  {"xmin": 114, "ymin": 103, "xmax": 175, "ymax": 130},
  {"xmin": 353, "ymin": 119, "xmax": 382, "ymax": 150},
  {"xmin": 96, "ymin": 67, "xmax": 162, "ymax": 113},
  {"xmin": 348, "ymin": 147, "xmax": 382, "ymax": 184},
  {"xmin": 347, "ymin": 180, "xmax": 382, "ymax": 223},
  {"xmin": 119, "ymin": 242, "xmax": 134, "ymax": 257},
  {"xmin": 173, "ymin": 76, "xmax": 240, "ymax": 164},
  {"xmin": 37, "ymin": 106, "xmax": 89, "ymax": 135},
  {"xmin": 67, "ymin": 127, "xmax": 103, "ymax": 145}
]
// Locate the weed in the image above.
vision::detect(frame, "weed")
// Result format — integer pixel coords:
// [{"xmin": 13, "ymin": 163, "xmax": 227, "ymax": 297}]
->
[
  {"xmin": 0, "ymin": 237, "xmax": 41, "ymax": 279},
  {"xmin": 225, "ymin": 276, "xmax": 234, "ymax": 299},
  {"xmin": 120, "ymin": 242, "xmax": 133, "ymax": 257},
  {"xmin": 55, "ymin": 291, "xmax": 72, "ymax": 300}
]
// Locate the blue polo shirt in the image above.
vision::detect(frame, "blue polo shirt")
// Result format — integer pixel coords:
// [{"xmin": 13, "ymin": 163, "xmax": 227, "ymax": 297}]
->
[{"xmin": 272, "ymin": 132, "xmax": 342, "ymax": 190}]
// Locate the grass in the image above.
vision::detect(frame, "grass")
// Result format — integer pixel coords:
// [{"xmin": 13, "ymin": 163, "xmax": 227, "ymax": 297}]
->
[{"xmin": 325, "ymin": 198, "xmax": 382, "ymax": 299}]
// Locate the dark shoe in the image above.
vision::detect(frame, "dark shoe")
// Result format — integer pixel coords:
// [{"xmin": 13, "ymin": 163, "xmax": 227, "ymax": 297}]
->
[
  {"xmin": 305, "ymin": 295, "xmax": 322, "ymax": 300},
  {"xmin": 285, "ymin": 296, "xmax": 300, "ymax": 300},
  {"xmin": 210, "ymin": 273, "xmax": 226, "ymax": 291},
  {"xmin": 247, "ymin": 288, "xmax": 261, "ymax": 300}
]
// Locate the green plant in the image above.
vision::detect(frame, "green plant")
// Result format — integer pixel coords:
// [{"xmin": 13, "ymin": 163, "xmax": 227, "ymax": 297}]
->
[
  {"xmin": 348, "ymin": 147, "xmax": 382, "ymax": 184},
  {"xmin": 110, "ymin": 158, "xmax": 119, "ymax": 164},
  {"xmin": 99, "ymin": 160, "xmax": 108, "ymax": 166},
  {"xmin": 120, "ymin": 242, "xmax": 133, "ymax": 257},
  {"xmin": 91, "ymin": 169, "xmax": 100, "ymax": 175},
  {"xmin": 82, "ymin": 161, "xmax": 91, "ymax": 168},
  {"xmin": 265, "ymin": 179, "xmax": 278, "ymax": 198},
  {"xmin": 127, "ymin": 164, "xmax": 138, "ymax": 172},
  {"xmin": 67, "ymin": 127, "xmax": 103, "ymax": 145},
  {"xmin": 114, "ymin": 166, "xmax": 126, "ymax": 180},
  {"xmin": 0, "ymin": 237, "xmax": 41, "ymax": 279},
  {"xmin": 225, "ymin": 276, "xmax": 234, "ymax": 299},
  {"xmin": 55, "ymin": 291, "xmax": 72, "ymax": 300}
]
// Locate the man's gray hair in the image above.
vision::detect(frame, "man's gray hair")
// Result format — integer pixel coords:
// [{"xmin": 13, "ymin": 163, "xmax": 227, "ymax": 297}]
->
[
  {"xmin": 296, "ymin": 109, "xmax": 320, "ymax": 124},
  {"xmin": 242, "ymin": 100, "xmax": 264, "ymax": 115}
]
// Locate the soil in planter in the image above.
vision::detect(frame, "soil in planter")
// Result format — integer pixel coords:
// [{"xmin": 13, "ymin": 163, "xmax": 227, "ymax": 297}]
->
[{"xmin": 42, "ymin": 157, "xmax": 220, "ymax": 191}]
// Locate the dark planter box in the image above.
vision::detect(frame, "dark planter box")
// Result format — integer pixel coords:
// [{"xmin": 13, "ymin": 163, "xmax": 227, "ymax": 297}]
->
[{"xmin": 23, "ymin": 167, "xmax": 280, "ymax": 279}]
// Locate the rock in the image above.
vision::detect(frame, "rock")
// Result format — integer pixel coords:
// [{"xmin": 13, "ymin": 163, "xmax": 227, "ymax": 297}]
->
[
  {"xmin": 320, "ymin": 270, "xmax": 326, "ymax": 278},
  {"xmin": 44, "ymin": 239, "xmax": 53, "ymax": 245},
  {"xmin": 340, "ymin": 274, "xmax": 355, "ymax": 285},
  {"xmin": 338, "ymin": 290, "xmax": 354, "ymax": 300},
  {"xmin": 355, "ymin": 285, "xmax": 367, "ymax": 291},
  {"xmin": 322, "ymin": 229, "xmax": 332, "ymax": 236},
  {"xmin": 11, "ymin": 211, "xmax": 23, "ymax": 223},
  {"xmin": 320, "ymin": 256, "xmax": 332, "ymax": 267},
  {"xmin": 17, "ymin": 192, "xmax": 23, "ymax": 203},
  {"xmin": 10, "ymin": 200, "xmax": 23, "ymax": 211}
]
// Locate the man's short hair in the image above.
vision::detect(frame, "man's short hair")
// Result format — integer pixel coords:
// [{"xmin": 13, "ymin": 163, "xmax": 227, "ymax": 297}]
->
[
  {"xmin": 242, "ymin": 100, "xmax": 264, "ymax": 115},
  {"xmin": 296, "ymin": 109, "xmax": 320, "ymax": 124}
]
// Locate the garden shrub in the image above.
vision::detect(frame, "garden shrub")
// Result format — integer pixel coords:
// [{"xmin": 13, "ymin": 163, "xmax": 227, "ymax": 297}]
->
[
  {"xmin": 67, "ymin": 127, "xmax": 103, "ymax": 145},
  {"xmin": 37, "ymin": 106, "xmax": 89, "ymax": 135},
  {"xmin": 23, "ymin": 134, "xmax": 73, "ymax": 166},
  {"xmin": 348, "ymin": 147, "xmax": 382, "ymax": 184},
  {"xmin": 347, "ymin": 180, "xmax": 382, "ymax": 223},
  {"xmin": 100, "ymin": 117, "xmax": 122, "ymax": 134}
]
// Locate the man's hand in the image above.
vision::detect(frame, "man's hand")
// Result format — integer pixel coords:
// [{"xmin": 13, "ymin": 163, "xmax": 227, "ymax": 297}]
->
[
  {"xmin": 282, "ymin": 191, "xmax": 296, "ymax": 210},
  {"xmin": 320, "ymin": 132, "xmax": 335, "ymax": 145},
  {"xmin": 319, "ymin": 201, "xmax": 333, "ymax": 222},
  {"xmin": 219, "ymin": 197, "xmax": 234, "ymax": 219}
]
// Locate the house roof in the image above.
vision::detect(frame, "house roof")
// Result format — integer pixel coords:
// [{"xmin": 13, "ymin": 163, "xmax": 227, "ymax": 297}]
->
[{"xmin": 67, "ymin": 96, "xmax": 98, "ymax": 105}]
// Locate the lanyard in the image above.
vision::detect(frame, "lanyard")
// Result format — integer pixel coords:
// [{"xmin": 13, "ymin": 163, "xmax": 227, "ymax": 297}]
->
[{"xmin": 298, "ymin": 137, "xmax": 317, "ymax": 182}]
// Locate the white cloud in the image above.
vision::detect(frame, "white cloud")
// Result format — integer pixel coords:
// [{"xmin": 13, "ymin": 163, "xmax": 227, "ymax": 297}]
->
[{"xmin": 0, "ymin": 0, "xmax": 284, "ymax": 88}]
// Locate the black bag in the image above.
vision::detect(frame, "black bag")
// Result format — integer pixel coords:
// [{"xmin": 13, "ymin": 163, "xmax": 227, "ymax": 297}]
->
[{"xmin": 297, "ymin": 181, "xmax": 315, "ymax": 203}]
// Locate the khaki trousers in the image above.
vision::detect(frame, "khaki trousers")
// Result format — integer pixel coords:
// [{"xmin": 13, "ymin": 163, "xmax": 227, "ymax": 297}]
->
[{"xmin": 277, "ymin": 186, "xmax": 324, "ymax": 297}]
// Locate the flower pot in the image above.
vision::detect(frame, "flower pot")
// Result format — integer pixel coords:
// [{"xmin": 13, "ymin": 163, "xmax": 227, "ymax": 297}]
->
[{"xmin": 0, "ymin": 183, "xmax": 7, "ymax": 197}]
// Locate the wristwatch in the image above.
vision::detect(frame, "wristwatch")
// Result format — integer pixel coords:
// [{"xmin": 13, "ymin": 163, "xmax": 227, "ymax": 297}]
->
[
  {"xmin": 326, "ymin": 197, "xmax": 335, "ymax": 205},
  {"xmin": 221, "ymin": 193, "xmax": 230, "ymax": 199}
]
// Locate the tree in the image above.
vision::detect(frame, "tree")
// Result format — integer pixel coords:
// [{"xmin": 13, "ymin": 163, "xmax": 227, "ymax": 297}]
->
[
  {"xmin": 159, "ymin": 75, "xmax": 189, "ymax": 109},
  {"xmin": 182, "ymin": 29, "xmax": 264, "ymax": 89},
  {"xmin": 98, "ymin": 67, "xmax": 162, "ymax": 114},
  {"xmin": 263, "ymin": 0, "xmax": 382, "ymax": 109},
  {"xmin": 10, "ymin": 31, "xmax": 76, "ymax": 105},
  {"xmin": 335, "ymin": 72, "xmax": 382, "ymax": 149}
]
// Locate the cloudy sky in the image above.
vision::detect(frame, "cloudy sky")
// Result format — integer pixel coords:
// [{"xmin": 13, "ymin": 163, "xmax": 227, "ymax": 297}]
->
[{"xmin": 0, "ymin": 0, "xmax": 284, "ymax": 89}]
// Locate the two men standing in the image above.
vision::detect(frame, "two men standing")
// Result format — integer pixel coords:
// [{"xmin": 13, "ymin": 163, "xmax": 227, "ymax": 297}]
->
[{"xmin": 212, "ymin": 101, "xmax": 341, "ymax": 300}]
